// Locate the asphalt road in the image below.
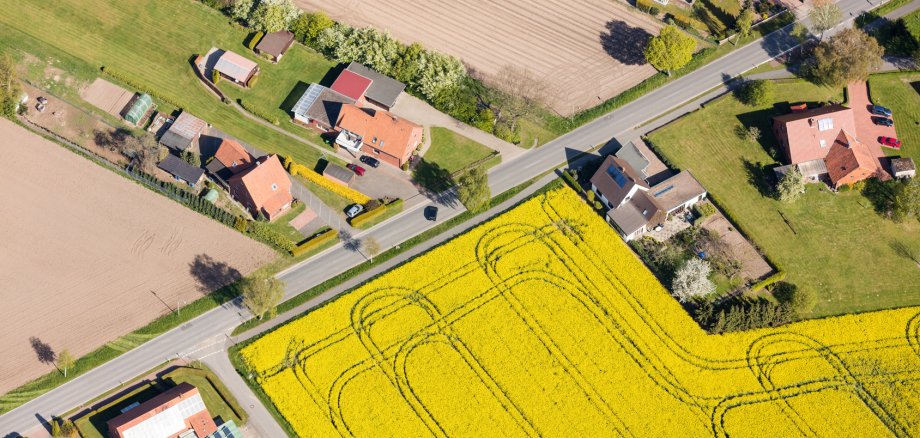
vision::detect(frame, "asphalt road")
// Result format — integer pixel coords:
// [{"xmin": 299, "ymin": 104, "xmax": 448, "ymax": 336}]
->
[{"xmin": 0, "ymin": 0, "xmax": 901, "ymax": 434}]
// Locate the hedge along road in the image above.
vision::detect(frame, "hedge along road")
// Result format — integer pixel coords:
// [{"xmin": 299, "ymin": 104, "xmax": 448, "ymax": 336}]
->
[{"xmin": 0, "ymin": 0, "xmax": 892, "ymax": 433}]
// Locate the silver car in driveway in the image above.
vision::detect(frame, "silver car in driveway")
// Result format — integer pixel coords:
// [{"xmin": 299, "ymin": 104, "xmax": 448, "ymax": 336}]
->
[{"xmin": 345, "ymin": 204, "xmax": 364, "ymax": 218}]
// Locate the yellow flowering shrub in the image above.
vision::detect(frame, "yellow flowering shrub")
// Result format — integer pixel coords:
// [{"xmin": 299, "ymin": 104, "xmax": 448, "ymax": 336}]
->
[
  {"xmin": 288, "ymin": 160, "xmax": 371, "ymax": 205},
  {"xmin": 242, "ymin": 188, "xmax": 920, "ymax": 437}
]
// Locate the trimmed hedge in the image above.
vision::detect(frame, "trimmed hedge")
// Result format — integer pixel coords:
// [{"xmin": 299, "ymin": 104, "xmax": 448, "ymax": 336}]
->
[
  {"xmin": 285, "ymin": 157, "xmax": 371, "ymax": 204},
  {"xmin": 291, "ymin": 228, "xmax": 338, "ymax": 257},
  {"xmin": 237, "ymin": 98, "xmax": 279, "ymax": 125},
  {"xmin": 100, "ymin": 66, "xmax": 182, "ymax": 109},
  {"xmin": 349, "ymin": 198, "xmax": 403, "ymax": 227},
  {"xmin": 248, "ymin": 31, "xmax": 264, "ymax": 50},
  {"xmin": 751, "ymin": 271, "xmax": 786, "ymax": 292},
  {"xmin": 248, "ymin": 221, "xmax": 296, "ymax": 252}
]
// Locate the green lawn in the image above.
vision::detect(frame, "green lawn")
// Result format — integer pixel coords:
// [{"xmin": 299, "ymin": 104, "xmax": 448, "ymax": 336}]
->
[
  {"xmin": 647, "ymin": 79, "xmax": 920, "ymax": 317},
  {"xmin": 869, "ymin": 73, "xmax": 920, "ymax": 162},
  {"xmin": 264, "ymin": 201, "xmax": 307, "ymax": 242},
  {"xmin": 905, "ymin": 9, "xmax": 920, "ymax": 37},
  {"xmin": 424, "ymin": 127, "xmax": 498, "ymax": 173},
  {"xmin": 0, "ymin": 0, "xmax": 331, "ymax": 166}
]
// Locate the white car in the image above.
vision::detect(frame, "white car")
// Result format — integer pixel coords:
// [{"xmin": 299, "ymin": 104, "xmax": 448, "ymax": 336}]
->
[{"xmin": 345, "ymin": 204, "xmax": 364, "ymax": 218}]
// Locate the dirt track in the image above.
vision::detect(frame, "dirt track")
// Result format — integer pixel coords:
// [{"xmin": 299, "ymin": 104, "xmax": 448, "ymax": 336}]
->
[
  {"xmin": 0, "ymin": 119, "xmax": 275, "ymax": 393},
  {"xmin": 295, "ymin": 0, "xmax": 663, "ymax": 115}
]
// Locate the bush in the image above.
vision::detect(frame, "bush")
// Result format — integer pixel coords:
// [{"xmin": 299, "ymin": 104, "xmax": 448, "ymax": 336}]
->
[
  {"xmin": 737, "ymin": 80, "xmax": 774, "ymax": 106},
  {"xmin": 286, "ymin": 158, "xmax": 371, "ymax": 204},
  {"xmin": 291, "ymin": 228, "xmax": 338, "ymax": 257},
  {"xmin": 693, "ymin": 202, "xmax": 716, "ymax": 219},
  {"xmin": 248, "ymin": 31, "xmax": 264, "ymax": 50},
  {"xmin": 247, "ymin": 221, "xmax": 295, "ymax": 252},
  {"xmin": 773, "ymin": 281, "xmax": 818, "ymax": 314},
  {"xmin": 349, "ymin": 199, "xmax": 403, "ymax": 227},
  {"xmin": 234, "ymin": 216, "xmax": 250, "ymax": 233},
  {"xmin": 751, "ymin": 271, "xmax": 786, "ymax": 291},
  {"xmin": 212, "ymin": 69, "xmax": 221, "ymax": 84}
]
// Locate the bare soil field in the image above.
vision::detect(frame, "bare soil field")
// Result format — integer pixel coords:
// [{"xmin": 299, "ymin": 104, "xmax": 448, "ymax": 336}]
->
[
  {"xmin": 80, "ymin": 78, "xmax": 134, "ymax": 119},
  {"xmin": 295, "ymin": 0, "xmax": 663, "ymax": 116},
  {"xmin": 0, "ymin": 119, "xmax": 276, "ymax": 393}
]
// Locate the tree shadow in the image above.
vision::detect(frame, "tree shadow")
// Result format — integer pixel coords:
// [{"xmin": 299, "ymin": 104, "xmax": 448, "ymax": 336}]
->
[
  {"xmin": 413, "ymin": 159, "xmax": 454, "ymax": 194},
  {"xmin": 890, "ymin": 240, "xmax": 920, "ymax": 265},
  {"xmin": 758, "ymin": 22, "xmax": 799, "ymax": 58},
  {"xmin": 861, "ymin": 178, "xmax": 899, "ymax": 216},
  {"xmin": 339, "ymin": 230, "xmax": 362, "ymax": 252},
  {"xmin": 188, "ymin": 254, "xmax": 242, "ymax": 293},
  {"xmin": 736, "ymin": 103, "xmax": 792, "ymax": 159},
  {"xmin": 281, "ymin": 81, "xmax": 311, "ymax": 114},
  {"xmin": 742, "ymin": 159, "xmax": 775, "ymax": 198},
  {"xmin": 912, "ymin": 81, "xmax": 920, "ymax": 96},
  {"xmin": 30, "ymin": 337, "xmax": 56, "ymax": 365},
  {"xmin": 599, "ymin": 20, "xmax": 652, "ymax": 66}
]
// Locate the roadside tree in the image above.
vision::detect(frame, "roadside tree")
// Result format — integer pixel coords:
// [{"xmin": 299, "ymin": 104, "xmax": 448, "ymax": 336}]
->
[
  {"xmin": 808, "ymin": 0, "xmax": 842, "ymax": 40},
  {"xmin": 457, "ymin": 167, "xmax": 490, "ymax": 212},
  {"xmin": 776, "ymin": 167, "xmax": 805, "ymax": 202},
  {"xmin": 363, "ymin": 237, "xmax": 381, "ymax": 261},
  {"xmin": 806, "ymin": 28, "xmax": 883, "ymax": 87},
  {"xmin": 242, "ymin": 272, "xmax": 286, "ymax": 320},
  {"xmin": 56, "ymin": 349, "xmax": 75, "ymax": 377},
  {"xmin": 643, "ymin": 25, "xmax": 696, "ymax": 76},
  {"xmin": 736, "ymin": 8, "xmax": 755, "ymax": 41},
  {"xmin": 489, "ymin": 65, "xmax": 551, "ymax": 134},
  {"xmin": 672, "ymin": 258, "xmax": 715, "ymax": 302},
  {"xmin": 737, "ymin": 79, "xmax": 774, "ymax": 106}
]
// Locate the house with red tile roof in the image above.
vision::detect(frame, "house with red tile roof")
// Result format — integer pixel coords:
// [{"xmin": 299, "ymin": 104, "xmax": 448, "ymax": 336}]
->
[
  {"xmin": 206, "ymin": 138, "xmax": 254, "ymax": 181},
  {"xmin": 334, "ymin": 105, "xmax": 423, "ymax": 167},
  {"xmin": 228, "ymin": 154, "xmax": 293, "ymax": 220},
  {"xmin": 824, "ymin": 131, "xmax": 879, "ymax": 189},
  {"xmin": 107, "ymin": 383, "xmax": 217, "ymax": 438}
]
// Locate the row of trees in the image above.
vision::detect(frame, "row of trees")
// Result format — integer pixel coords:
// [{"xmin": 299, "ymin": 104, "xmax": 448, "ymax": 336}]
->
[{"xmin": 0, "ymin": 53, "xmax": 22, "ymax": 118}]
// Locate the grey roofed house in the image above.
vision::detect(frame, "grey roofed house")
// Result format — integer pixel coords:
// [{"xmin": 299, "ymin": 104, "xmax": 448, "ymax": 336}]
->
[
  {"xmin": 647, "ymin": 170, "xmax": 707, "ymax": 213},
  {"xmin": 607, "ymin": 191, "xmax": 665, "ymax": 236},
  {"xmin": 291, "ymin": 84, "xmax": 355, "ymax": 129},
  {"xmin": 346, "ymin": 62, "xmax": 406, "ymax": 109},
  {"xmin": 158, "ymin": 111, "xmax": 207, "ymax": 151},
  {"xmin": 158, "ymin": 154, "xmax": 205, "ymax": 186},
  {"xmin": 590, "ymin": 155, "xmax": 648, "ymax": 209}
]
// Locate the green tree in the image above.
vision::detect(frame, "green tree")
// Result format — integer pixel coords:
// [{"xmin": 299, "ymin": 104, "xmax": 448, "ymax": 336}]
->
[
  {"xmin": 249, "ymin": 0, "xmax": 299, "ymax": 32},
  {"xmin": 806, "ymin": 28, "xmax": 883, "ymax": 87},
  {"xmin": 290, "ymin": 11, "xmax": 334, "ymax": 45},
  {"xmin": 412, "ymin": 49, "xmax": 466, "ymax": 101},
  {"xmin": 211, "ymin": 69, "xmax": 221, "ymax": 84},
  {"xmin": 776, "ymin": 167, "xmax": 805, "ymax": 202},
  {"xmin": 737, "ymin": 79, "xmax": 774, "ymax": 106},
  {"xmin": 789, "ymin": 23, "xmax": 811, "ymax": 57},
  {"xmin": 0, "ymin": 53, "xmax": 22, "ymax": 118},
  {"xmin": 363, "ymin": 237, "xmax": 381, "ymax": 261},
  {"xmin": 643, "ymin": 25, "xmax": 696, "ymax": 76},
  {"xmin": 242, "ymin": 272, "xmax": 286, "ymax": 320},
  {"xmin": 774, "ymin": 282, "xmax": 818, "ymax": 314},
  {"xmin": 735, "ymin": 8, "xmax": 755, "ymax": 41},
  {"xmin": 490, "ymin": 65, "xmax": 550, "ymax": 134},
  {"xmin": 181, "ymin": 150, "xmax": 201, "ymax": 167},
  {"xmin": 392, "ymin": 42, "xmax": 424, "ymax": 83},
  {"xmin": 56, "ymin": 349, "xmax": 75, "ymax": 377},
  {"xmin": 457, "ymin": 167, "xmax": 490, "ymax": 212},
  {"xmin": 894, "ymin": 177, "xmax": 920, "ymax": 220},
  {"xmin": 230, "ymin": 0, "xmax": 255, "ymax": 22},
  {"xmin": 808, "ymin": 0, "xmax": 842, "ymax": 40}
]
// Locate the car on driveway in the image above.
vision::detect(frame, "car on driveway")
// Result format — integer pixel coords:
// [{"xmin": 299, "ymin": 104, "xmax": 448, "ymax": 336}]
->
[
  {"xmin": 345, "ymin": 203, "xmax": 364, "ymax": 218},
  {"xmin": 870, "ymin": 105, "xmax": 893, "ymax": 117},
  {"xmin": 872, "ymin": 116, "xmax": 894, "ymax": 127},
  {"xmin": 879, "ymin": 136, "xmax": 901, "ymax": 148},
  {"xmin": 346, "ymin": 163, "xmax": 366, "ymax": 176},
  {"xmin": 424, "ymin": 206, "xmax": 439, "ymax": 221},
  {"xmin": 360, "ymin": 155, "xmax": 380, "ymax": 168}
]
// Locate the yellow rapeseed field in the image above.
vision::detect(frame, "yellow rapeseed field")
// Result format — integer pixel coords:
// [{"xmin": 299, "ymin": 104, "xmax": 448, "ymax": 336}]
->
[{"xmin": 242, "ymin": 188, "xmax": 920, "ymax": 437}]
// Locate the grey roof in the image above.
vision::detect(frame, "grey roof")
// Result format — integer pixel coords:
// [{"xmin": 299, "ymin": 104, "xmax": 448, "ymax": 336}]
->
[
  {"xmin": 347, "ymin": 62, "xmax": 406, "ymax": 108},
  {"xmin": 615, "ymin": 141, "xmax": 650, "ymax": 178},
  {"xmin": 797, "ymin": 158, "xmax": 828, "ymax": 178},
  {"xmin": 255, "ymin": 31, "xmax": 295, "ymax": 57},
  {"xmin": 293, "ymin": 84, "xmax": 355, "ymax": 128},
  {"xmin": 159, "ymin": 130, "xmax": 192, "ymax": 150},
  {"xmin": 158, "ymin": 154, "xmax": 205, "ymax": 183},
  {"xmin": 891, "ymin": 157, "xmax": 916, "ymax": 173},
  {"xmin": 159, "ymin": 111, "xmax": 206, "ymax": 150},
  {"xmin": 649, "ymin": 170, "xmax": 706, "ymax": 212},
  {"xmin": 590, "ymin": 155, "xmax": 648, "ymax": 207},
  {"xmin": 607, "ymin": 191, "xmax": 664, "ymax": 235},
  {"xmin": 323, "ymin": 163, "xmax": 354, "ymax": 183}
]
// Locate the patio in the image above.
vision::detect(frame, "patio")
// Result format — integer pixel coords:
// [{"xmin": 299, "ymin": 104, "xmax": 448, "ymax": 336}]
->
[{"xmin": 644, "ymin": 210, "xmax": 693, "ymax": 242}]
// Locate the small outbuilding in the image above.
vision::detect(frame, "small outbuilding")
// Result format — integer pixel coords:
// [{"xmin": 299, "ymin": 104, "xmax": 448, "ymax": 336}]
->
[
  {"xmin": 323, "ymin": 163, "xmax": 356, "ymax": 186},
  {"xmin": 158, "ymin": 111, "xmax": 207, "ymax": 151},
  {"xmin": 158, "ymin": 154, "xmax": 205, "ymax": 188},
  {"xmin": 122, "ymin": 93, "xmax": 155, "ymax": 127},
  {"xmin": 200, "ymin": 48, "xmax": 260, "ymax": 87},
  {"xmin": 255, "ymin": 30, "xmax": 295, "ymax": 63},
  {"xmin": 891, "ymin": 157, "xmax": 916, "ymax": 179}
]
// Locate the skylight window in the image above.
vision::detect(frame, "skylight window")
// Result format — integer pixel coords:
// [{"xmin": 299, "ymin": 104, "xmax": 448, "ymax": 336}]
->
[
  {"xmin": 818, "ymin": 118, "xmax": 833, "ymax": 131},
  {"xmin": 819, "ymin": 139, "xmax": 827, "ymax": 148}
]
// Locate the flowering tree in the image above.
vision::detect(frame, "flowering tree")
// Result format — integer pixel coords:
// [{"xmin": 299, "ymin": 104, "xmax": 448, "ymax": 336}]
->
[
  {"xmin": 249, "ymin": 0, "xmax": 299, "ymax": 32},
  {"xmin": 672, "ymin": 258, "xmax": 715, "ymax": 302}
]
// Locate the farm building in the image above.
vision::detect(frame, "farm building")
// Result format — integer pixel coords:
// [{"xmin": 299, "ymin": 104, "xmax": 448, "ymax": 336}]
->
[
  {"xmin": 228, "ymin": 154, "xmax": 293, "ymax": 221},
  {"xmin": 107, "ymin": 383, "xmax": 217, "ymax": 438},
  {"xmin": 255, "ymin": 30, "xmax": 295, "ymax": 63},
  {"xmin": 323, "ymin": 163, "xmax": 355, "ymax": 186},
  {"xmin": 199, "ymin": 48, "xmax": 260, "ymax": 87},
  {"xmin": 344, "ymin": 62, "xmax": 406, "ymax": 110},
  {"xmin": 291, "ymin": 83, "xmax": 355, "ymax": 131},
  {"xmin": 206, "ymin": 138, "xmax": 255, "ymax": 182},
  {"xmin": 891, "ymin": 157, "xmax": 916, "ymax": 179},
  {"xmin": 159, "ymin": 111, "xmax": 207, "ymax": 151},
  {"xmin": 158, "ymin": 154, "xmax": 205, "ymax": 188},
  {"xmin": 591, "ymin": 155, "xmax": 706, "ymax": 241},
  {"xmin": 334, "ymin": 104, "xmax": 422, "ymax": 167},
  {"xmin": 122, "ymin": 93, "xmax": 155, "ymax": 126}
]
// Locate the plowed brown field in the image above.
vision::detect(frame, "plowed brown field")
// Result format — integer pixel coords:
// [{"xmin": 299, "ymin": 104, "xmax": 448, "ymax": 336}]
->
[
  {"xmin": 0, "ymin": 119, "xmax": 275, "ymax": 393},
  {"xmin": 296, "ymin": 0, "xmax": 663, "ymax": 115}
]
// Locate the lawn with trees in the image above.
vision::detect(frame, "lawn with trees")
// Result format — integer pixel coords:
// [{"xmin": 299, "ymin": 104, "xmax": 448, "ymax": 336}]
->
[
  {"xmin": 868, "ymin": 71, "xmax": 920, "ymax": 162},
  {"xmin": 646, "ymin": 79, "xmax": 920, "ymax": 317}
]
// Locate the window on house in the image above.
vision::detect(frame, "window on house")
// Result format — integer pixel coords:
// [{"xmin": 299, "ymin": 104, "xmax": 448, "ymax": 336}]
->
[
  {"xmin": 231, "ymin": 161, "xmax": 237, "ymax": 167},
  {"xmin": 818, "ymin": 118, "xmax": 833, "ymax": 131},
  {"xmin": 380, "ymin": 141, "xmax": 385, "ymax": 147},
  {"xmin": 271, "ymin": 183, "xmax": 278, "ymax": 191},
  {"xmin": 819, "ymin": 139, "xmax": 827, "ymax": 148},
  {"xmin": 372, "ymin": 137, "xmax": 378, "ymax": 143}
]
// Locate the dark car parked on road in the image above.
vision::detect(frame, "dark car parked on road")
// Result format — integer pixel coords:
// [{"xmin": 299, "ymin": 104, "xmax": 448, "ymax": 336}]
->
[
  {"xmin": 424, "ymin": 206, "xmax": 438, "ymax": 221},
  {"xmin": 872, "ymin": 116, "xmax": 894, "ymax": 127},
  {"xmin": 870, "ymin": 105, "xmax": 892, "ymax": 117},
  {"xmin": 360, "ymin": 155, "xmax": 380, "ymax": 168}
]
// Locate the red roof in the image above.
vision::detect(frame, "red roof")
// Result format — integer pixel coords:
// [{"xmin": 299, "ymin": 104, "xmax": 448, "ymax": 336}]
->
[
  {"xmin": 228, "ymin": 154, "xmax": 293, "ymax": 220},
  {"xmin": 336, "ymin": 105, "xmax": 423, "ymax": 163},
  {"xmin": 107, "ymin": 383, "xmax": 217, "ymax": 438},
  {"xmin": 330, "ymin": 70, "xmax": 373, "ymax": 101},
  {"xmin": 214, "ymin": 139, "xmax": 254, "ymax": 173},
  {"xmin": 773, "ymin": 105, "xmax": 856, "ymax": 165},
  {"xmin": 825, "ymin": 130, "xmax": 879, "ymax": 188}
]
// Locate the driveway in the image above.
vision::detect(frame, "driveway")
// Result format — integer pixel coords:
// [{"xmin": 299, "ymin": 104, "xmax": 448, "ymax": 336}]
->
[{"xmin": 848, "ymin": 82, "xmax": 897, "ymax": 165}]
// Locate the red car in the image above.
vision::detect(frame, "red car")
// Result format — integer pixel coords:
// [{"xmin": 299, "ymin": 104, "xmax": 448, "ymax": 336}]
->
[
  {"xmin": 878, "ymin": 136, "xmax": 901, "ymax": 148},
  {"xmin": 346, "ymin": 163, "xmax": 366, "ymax": 176}
]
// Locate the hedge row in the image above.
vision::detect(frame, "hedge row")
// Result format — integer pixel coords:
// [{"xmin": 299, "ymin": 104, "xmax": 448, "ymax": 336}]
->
[
  {"xmin": 237, "ymin": 98, "xmax": 279, "ymax": 125},
  {"xmin": 129, "ymin": 168, "xmax": 237, "ymax": 227},
  {"xmin": 284, "ymin": 157, "xmax": 371, "ymax": 204},
  {"xmin": 248, "ymin": 221, "xmax": 296, "ymax": 252},
  {"xmin": 751, "ymin": 271, "xmax": 786, "ymax": 292},
  {"xmin": 100, "ymin": 66, "xmax": 182, "ymax": 109},
  {"xmin": 348, "ymin": 198, "xmax": 403, "ymax": 227},
  {"xmin": 291, "ymin": 228, "xmax": 339, "ymax": 257}
]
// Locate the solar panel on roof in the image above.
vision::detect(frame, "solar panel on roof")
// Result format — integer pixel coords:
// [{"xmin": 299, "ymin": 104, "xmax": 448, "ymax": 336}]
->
[
  {"xmin": 292, "ymin": 84, "xmax": 324, "ymax": 117},
  {"xmin": 606, "ymin": 165, "xmax": 628, "ymax": 188}
]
